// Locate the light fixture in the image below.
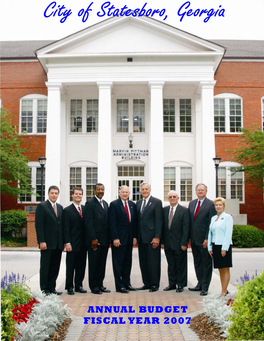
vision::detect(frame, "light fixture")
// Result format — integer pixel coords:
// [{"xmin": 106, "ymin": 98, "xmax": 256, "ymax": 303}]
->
[
  {"xmin": 128, "ymin": 133, "xmax": 133, "ymax": 149},
  {"xmin": 213, "ymin": 157, "xmax": 221, "ymax": 197},
  {"xmin": 38, "ymin": 157, "xmax": 47, "ymax": 202},
  {"xmin": 39, "ymin": 157, "xmax": 47, "ymax": 166}
]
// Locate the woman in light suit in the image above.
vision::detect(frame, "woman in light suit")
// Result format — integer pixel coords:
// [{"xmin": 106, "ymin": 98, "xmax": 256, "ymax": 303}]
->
[{"xmin": 208, "ymin": 197, "xmax": 233, "ymax": 296}]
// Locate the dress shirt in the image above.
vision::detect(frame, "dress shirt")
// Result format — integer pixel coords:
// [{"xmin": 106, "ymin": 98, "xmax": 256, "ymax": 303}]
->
[
  {"xmin": 73, "ymin": 202, "xmax": 82, "ymax": 213},
  {"xmin": 48, "ymin": 199, "xmax": 57, "ymax": 211},
  {"xmin": 95, "ymin": 195, "xmax": 104, "ymax": 209},
  {"xmin": 168, "ymin": 204, "xmax": 178, "ymax": 218}
]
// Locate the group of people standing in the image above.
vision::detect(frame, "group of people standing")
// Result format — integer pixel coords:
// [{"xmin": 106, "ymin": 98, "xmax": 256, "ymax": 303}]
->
[{"xmin": 35, "ymin": 182, "xmax": 233, "ymax": 297}]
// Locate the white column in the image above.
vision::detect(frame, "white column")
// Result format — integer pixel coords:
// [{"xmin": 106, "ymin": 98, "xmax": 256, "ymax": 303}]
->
[
  {"xmin": 45, "ymin": 82, "xmax": 62, "ymax": 199},
  {"xmin": 149, "ymin": 82, "xmax": 164, "ymax": 200},
  {"xmin": 97, "ymin": 82, "xmax": 112, "ymax": 203},
  {"xmin": 59, "ymin": 92, "xmax": 67, "ymax": 207},
  {"xmin": 200, "ymin": 81, "xmax": 216, "ymax": 199}
]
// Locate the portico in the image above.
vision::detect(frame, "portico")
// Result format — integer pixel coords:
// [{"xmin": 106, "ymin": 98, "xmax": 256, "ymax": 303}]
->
[{"xmin": 37, "ymin": 16, "xmax": 225, "ymax": 206}]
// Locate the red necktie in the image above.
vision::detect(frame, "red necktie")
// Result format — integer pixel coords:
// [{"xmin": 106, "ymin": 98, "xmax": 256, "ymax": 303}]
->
[
  {"xmin": 78, "ymin": 206, "xmax": 82, "ymax": 218},
  {"xmin": 194, "ymin": 200, "xmax": 200, "ymax": 219},
  {"xmin": 124, "ymin": 201, "xmax": 130, "ymax": 223}
]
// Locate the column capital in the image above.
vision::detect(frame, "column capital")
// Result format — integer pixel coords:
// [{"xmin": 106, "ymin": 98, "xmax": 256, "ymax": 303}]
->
[
  {"xmin": 45, "ymin": 82, "xmax": 62, "ymax": 91},
  {"xmin": 199, "ymin": 81, "xmax": 216, "ymax": 89},
  {"xmin": 148, "ymin": 81, "xmax": 165, "ymax": 89},
  {"xmin": 97, "ymin": 82, "xmax": 113, "ymax": 89}
]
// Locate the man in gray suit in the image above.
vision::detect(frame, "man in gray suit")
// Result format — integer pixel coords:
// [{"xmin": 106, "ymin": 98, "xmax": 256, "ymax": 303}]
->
[
  {"xmin": 162, "ymin": 191, "xmax": 190, "ymax": 293},
  {"xmin": 188, "ymin": 183, "xmax": 216, "ymax": 296}
]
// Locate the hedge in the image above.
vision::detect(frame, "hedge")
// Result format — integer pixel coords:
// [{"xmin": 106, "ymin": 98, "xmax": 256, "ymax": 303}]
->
[
  {"xmin": 1, "ymin": 210, "xmax": 28, "ymax": 238},
  {"xmin": 232, "ymin": 224, "xmax": 264, "ymax": 248}
]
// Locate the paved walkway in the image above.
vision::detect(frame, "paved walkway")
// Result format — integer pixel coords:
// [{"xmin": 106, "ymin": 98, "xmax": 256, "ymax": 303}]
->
[{"xmin": 21, "ymin": 248, "xmax": 237, "ymax": 341}]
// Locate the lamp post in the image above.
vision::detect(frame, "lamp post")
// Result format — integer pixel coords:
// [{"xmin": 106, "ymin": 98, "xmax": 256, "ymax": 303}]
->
[
  {"xmin": 128, "ymin": 133, "xmax": 133, "ymax": 149},
  {"xmin": 213, "ymin": 157, "xmax": 221, "ymax": 198},
  {"xmin": 38, "ymin": 157, "xmax": 46, "ymax": 202}
]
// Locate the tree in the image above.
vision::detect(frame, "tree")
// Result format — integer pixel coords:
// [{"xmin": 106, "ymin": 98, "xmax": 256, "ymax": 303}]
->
[
  {"xmin": 231, "ymin": 125, "xmax": 264, "ymax": 188},
  {"xmin": 0, "ymin": 107, "xmax": 33, "ymax": 197}
]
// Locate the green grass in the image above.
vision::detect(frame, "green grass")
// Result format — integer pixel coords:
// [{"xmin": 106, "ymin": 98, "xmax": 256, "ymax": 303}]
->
[{"xmin": 1, "ymin": 236, "xmax": 27, "ymax": 247}]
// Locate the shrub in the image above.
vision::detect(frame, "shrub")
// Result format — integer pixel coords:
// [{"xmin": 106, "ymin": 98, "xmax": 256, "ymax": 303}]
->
[
  {"xmin": 232, "ymin": 224, "xmax": 264, "ymax": 248},
  {"xmin": 1, "ymin": 210, "xmax": 28, "ymax": 238},
  {"xmin": 228, "ymin": 270, "xmax": 264, "ymax": 340}
]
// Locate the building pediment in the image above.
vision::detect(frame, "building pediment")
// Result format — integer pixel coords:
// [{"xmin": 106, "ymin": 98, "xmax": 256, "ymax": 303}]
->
[{"xmin": 37, "ymin": 16, "xmax": 225, "ymax": 72}]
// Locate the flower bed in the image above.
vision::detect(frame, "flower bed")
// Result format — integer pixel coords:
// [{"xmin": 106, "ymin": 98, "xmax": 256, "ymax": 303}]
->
[{"xmin": 1, "ymin": 272, "xmax": 70, "ymax": 341}]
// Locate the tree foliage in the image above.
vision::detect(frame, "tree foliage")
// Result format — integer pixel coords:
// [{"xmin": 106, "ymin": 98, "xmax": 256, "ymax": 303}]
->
[
  {"xmin": 0, "ymin": 107, "xmax": 32, "ymax": 197},
  {"xmin": 231, "ymin": 125, "xmax": 264, "ymax": 188}
]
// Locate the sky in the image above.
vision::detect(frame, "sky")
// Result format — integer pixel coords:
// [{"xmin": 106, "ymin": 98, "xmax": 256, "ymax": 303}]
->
[{"xmin": 0, "ymin": 0, "xmax": 263, "ymax": 41}]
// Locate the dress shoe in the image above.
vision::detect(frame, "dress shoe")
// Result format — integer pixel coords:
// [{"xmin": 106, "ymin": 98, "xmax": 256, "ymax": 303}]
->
[
  {"xmin": 91, "ymin": 288, "xmax": 102, "ymax": 295},
  {"xmin": 163, "ymin": 286, "xmax": 176, "ymax": 291},
  {"xmin": 126, "ymin": 285, "xmax": 137, "ymax": 291},
  {"xmin": 200, "ymin": 290, "xmax": 208, "ymax": 296},
  {"xmin": 42, "ymin": 290, "xmax": 51, "ymax": 296},
  {"xmin": 51, "ymin": 290, "xmax": 62, "ymax": 295},
  {"xmin": 149, "ymin": 286, "xmax": 159, "ymax": 292},
  {"xmin": 67, "ymin": 288, "xmax": 74, "ymax": 295},
  {"xmin": 100, "ymin": 287, "xmax": 111, "ymax": 293},
  {"xmin": 188, "ymin": 285, "xmax": 202, "ymax": 292},
  {"xmin": 176, "ymin": 286, "xmax": 183, "ymax": 293},
  {"xmin": 75, "ymin": 287, "xmax": 87, "ymax": 293},
  {"xmin": 117, "ymin": 287, "xmax": 129, "ymax": 293},
  {"xmin": 137, "ymin": 285, "xmax": 150, "ymax": 290}
]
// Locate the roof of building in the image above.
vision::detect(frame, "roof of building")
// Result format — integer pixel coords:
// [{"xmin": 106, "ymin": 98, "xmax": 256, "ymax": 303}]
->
[{"xmin": 1, "ymin": 39, "xmax": 263, "ymax": 60}]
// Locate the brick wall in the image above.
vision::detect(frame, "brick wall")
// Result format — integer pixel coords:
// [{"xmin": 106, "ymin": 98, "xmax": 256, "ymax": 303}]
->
[
  {"xmin": 215, "ymin": 61, "xmax": 264, "ymax": 230},
  {"xmin": 27, "ymin": 214, "xmax": 38, "ymax": 247}
]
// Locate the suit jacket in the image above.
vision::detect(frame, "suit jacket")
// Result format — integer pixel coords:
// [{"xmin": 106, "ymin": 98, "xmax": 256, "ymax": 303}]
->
[
  {"xmin": 35, "ymin": 200, "xmax": 63, "ymax": 250},
  {"xmin": 162, "ymin": 204, "xmax": 190, "ymax": 251},
  {"xmin": 136, "ymin": 196, "xmax": 163, "ymax": 244},
  {"xmin": 108, "ymin": 198, "xmax": 137, "ymax": 245},
  {"xmin": 62, "ymin": 203, "xmax": 85, "ymax": 252},
  {"xmin": 83, "ymin": 196, "xmax": 110, "ymax": 246},
  {"xmin": 208, "ymin": 212, "xmax": 233, "ymax": 251},
  {"xmin": 188, "ymin": 197, "xmax": 216, "ymax": 245}
]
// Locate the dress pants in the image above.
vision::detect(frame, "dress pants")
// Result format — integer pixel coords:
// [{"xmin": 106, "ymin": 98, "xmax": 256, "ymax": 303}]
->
[
  {"xmin": 65, "ymin": 247, "xmax": 87, "ymax": 290},
  {"xmin": 40, "ymin": 248, "xmax": 62, "ymax": 292},
  {"xmin": 138, "ymin": 242, "xmax": 161, "ymax": 288},
  {"xmin": 164, "ymin": 248, "xmax": 187, "ymax": 288},
  {"xmin": 88, "ymin": 245, "xmax": 109, "ymax": 291},
  {"xmin": 111, "ymin": 243, "xmax": 133, "ymax": 290},
  {"xmin": 191, "ymin": 242, "xmax": 212, "ymax": 290}
]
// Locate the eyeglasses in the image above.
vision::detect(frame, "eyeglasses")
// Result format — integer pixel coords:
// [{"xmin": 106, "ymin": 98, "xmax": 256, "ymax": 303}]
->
[{"xmin": 168, "ymin": 196, "xmax": 177, "ymax": 199}]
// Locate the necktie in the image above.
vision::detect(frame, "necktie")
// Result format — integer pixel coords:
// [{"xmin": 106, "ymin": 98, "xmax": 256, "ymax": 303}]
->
[
  {"xmin": 141, "ymin": 199, "xmax": 146, "ymax": 216},
  {"xmin": 100, "ymin": 200, "xmax": 104, "ymax": 209},
  {"xmin": 168, "ymin": 207, "xmax": 174, "ymax": 229},
  {"xmin": 53, "ymin": 204, "xmax": 57, "ymax": 217},
  {"xmin": 194, "ymin": 200, "xmax": 200, "ymax": 219},
  {"xmin": 78, "ymin": 206, "xmax": 82, "ymax": 218},
  {"xmin": 124, "ymin": 201, "xmax": 130, "ymax": 223}
]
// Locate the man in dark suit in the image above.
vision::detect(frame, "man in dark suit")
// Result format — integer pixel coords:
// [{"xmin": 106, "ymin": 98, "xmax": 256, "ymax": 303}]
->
[
  {"xmin": 136, "ymin": 182, "xmax": 163, "ymax": 292},
  {"xmin": 188, "ymin": 183, "xmax": 217, "ymax": 296},
  {"xmin": 108, "ymin": 185, "xmax": 137, "ymax": 293},
  {"xmin": 83, "ymin": 183, "xmax": 110, "ymax": 295},
  {"xmin": 162, "ymin": 191, "xmax": 190, "ymax": 293},
  {"xmin": 63, "ymin": 188, "xmax": 87, "ymax": 295},
  {"xmin": 35, "ymin": 185, "xmax": 63, "ymax": 295}
]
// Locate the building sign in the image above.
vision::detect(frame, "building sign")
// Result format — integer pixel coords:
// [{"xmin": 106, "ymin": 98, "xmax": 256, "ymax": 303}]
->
[{"xmin": 113, "ymin": 150, "xmax": 149, "ymax": 160}]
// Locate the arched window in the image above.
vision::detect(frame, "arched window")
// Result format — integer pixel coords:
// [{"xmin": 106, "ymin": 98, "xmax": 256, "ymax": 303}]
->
[
  {"xmin": 218, "ymin": 161, "xmax": 244, "ymax": 203},
  {"xmin": 20, "ymin": 94, "xmax": 47, "ymax": 134}
]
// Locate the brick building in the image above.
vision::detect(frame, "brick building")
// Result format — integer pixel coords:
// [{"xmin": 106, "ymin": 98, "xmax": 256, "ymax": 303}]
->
[{"xmin": 1, "ymin": 17, "xmax": 264, "ymax": 230}]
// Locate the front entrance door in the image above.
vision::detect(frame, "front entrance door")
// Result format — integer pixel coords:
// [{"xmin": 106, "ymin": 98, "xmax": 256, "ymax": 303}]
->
[{"xmin": 117, "ymin": 166, "xmax": 145, "ymax": 202}]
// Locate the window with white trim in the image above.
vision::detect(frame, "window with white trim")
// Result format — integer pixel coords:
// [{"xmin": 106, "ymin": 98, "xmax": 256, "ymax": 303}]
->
[
  {"xmin": 69, "ymin": 166, "xmax": 98, "ymax": 202},
  {"xmin": 116, "ymin": 99, "xmax": 145, "ymax": 133},
  {"xmin": 214, "ymin": 94, "xmax": 243, "ymax": 133},
  {"xmin": 218, "ymin": 162, "xmax": 244, "ymax": 202},
  {"xmin": 70, "ymin": 99, "xmax": 98, "ymax": 133},
  {"xmin": 18, "ymin": 163, "xmax": 45, "ymax": 203},
  {"xmin": 164, "ymin": 166, "xmax": 192, "ymax": 202},
  {"xmin": 20, "ymin": 95, "xmax": 47, "ymax": 134},
  {"xmin": 163, "ymin": 98, "xmax": 192, "ymax": 133}
]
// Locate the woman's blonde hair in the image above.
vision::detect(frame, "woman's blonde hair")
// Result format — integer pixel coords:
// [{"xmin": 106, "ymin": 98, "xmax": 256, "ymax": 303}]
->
[{"xmin": 214, "ymin": 197, "xmax": 226, "ymax": 207}]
